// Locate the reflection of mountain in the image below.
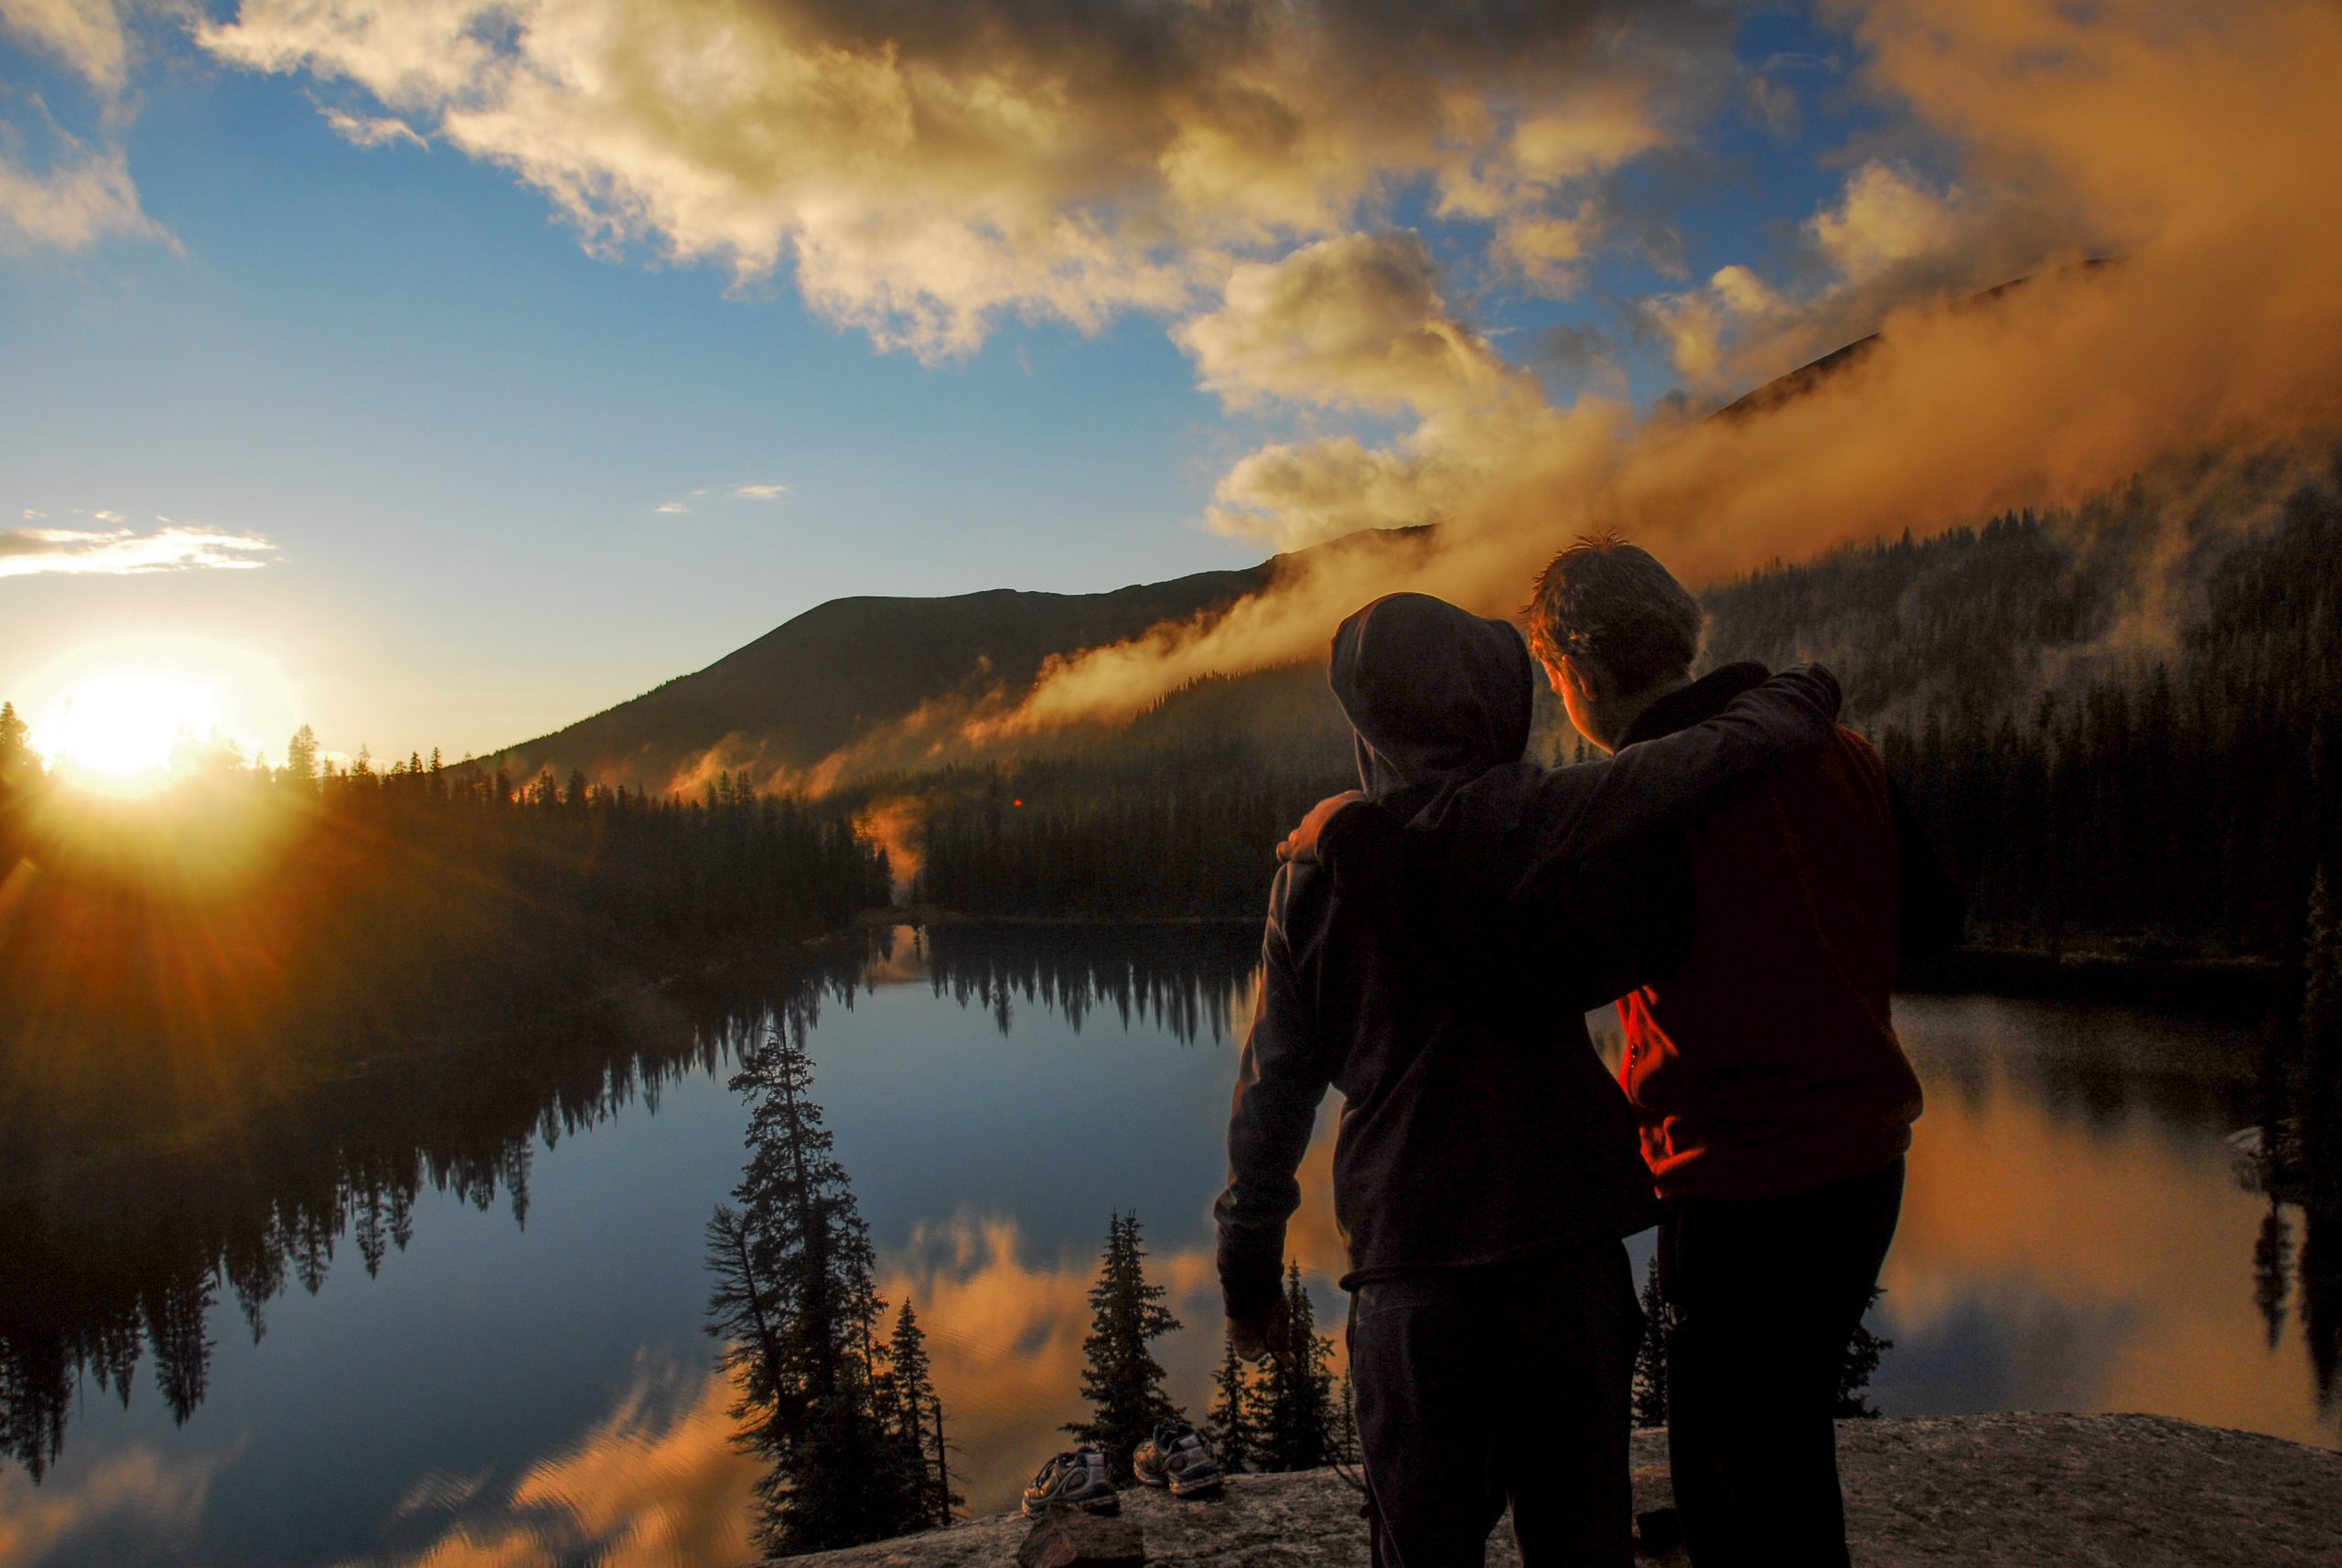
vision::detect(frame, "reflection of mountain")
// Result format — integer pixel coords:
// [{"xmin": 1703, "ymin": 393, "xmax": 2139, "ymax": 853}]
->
[{"xmin": 0, "ymin": 941, "xmax": 881, "ymax": 1484}]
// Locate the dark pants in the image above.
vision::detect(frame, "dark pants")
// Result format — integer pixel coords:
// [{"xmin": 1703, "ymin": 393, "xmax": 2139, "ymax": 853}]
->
[
  {"xmin": 1348, "ymin": 1240, "xmax": 1641, "ymax": 1568},
  {"xmin": 1657, "ymin": 1157, "xmax": 1906, "ymax": 1568}
]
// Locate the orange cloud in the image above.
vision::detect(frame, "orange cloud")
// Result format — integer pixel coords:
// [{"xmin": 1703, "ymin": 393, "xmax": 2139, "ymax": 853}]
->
[{"xmin": 994, "ymin": 0, "xmax": 2342, "ymax": 730}]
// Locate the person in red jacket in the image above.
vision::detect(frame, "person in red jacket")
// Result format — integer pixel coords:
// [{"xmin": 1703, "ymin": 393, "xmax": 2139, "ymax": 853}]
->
[{"xmin": 1291, "ymin": 537, "xmax": 1958, "ymax": 1568}]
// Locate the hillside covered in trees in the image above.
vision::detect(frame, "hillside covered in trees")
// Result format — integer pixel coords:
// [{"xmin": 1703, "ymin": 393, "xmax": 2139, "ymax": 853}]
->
[
  {"xmin": 875, "ymin": 441, "xmax": 2342, "ymax": 961},
  {"xmin": 0, "ymin": 725, "xmax": 892, "ymax": 1169}
]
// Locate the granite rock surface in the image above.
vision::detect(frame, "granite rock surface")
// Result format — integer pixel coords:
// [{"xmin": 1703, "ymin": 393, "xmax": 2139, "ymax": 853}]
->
[{"xmin": 767, "ymin": 1414, "xmax": 2342, "ymax": 1568}]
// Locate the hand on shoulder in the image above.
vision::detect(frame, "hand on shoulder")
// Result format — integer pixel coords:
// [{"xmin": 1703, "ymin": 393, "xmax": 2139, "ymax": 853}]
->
[{"xmin": 1276, "ymin": 789, "xmax": 1366, "ymax": 865}]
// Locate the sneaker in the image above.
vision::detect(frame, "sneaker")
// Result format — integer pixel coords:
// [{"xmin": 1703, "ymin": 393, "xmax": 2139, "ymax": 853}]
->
[
  {"xmin": 1022, "ymin": 1445, "xmax": 1119, "ymax": 1517},
  {"xmin": 1132, "ymin": 1420, "xmax": 1222, "ymax": 1498}
]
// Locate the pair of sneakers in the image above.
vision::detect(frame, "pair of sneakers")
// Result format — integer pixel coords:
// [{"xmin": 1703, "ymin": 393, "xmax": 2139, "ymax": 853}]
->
[{"xmin": 1021, "ymin": 1422, "xmax": 1222, "ymax": 1517}]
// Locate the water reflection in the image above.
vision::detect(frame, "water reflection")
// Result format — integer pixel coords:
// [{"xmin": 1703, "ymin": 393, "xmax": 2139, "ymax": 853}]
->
[
  {"xmin": 5, "ymin": 929, "xmax": 2338, "ymax": 1568},
  {"xmin": 1875, "ymin": 995, "xmax": 2338, "ymax": 1444},
  {"xmin": 919, "ymin": 920, "xmax": 1262, "ymax": 1044},
  {"xmin": 0, "ymin": 940, "xmax": 886, "ymax": 1487}
]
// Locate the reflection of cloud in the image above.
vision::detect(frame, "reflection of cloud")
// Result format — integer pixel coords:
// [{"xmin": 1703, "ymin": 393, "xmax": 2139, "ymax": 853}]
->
[
  {"xmin": 879, "ymin": 1131, "xmax": 1350, "ymax": 1512},
  {"xmin": 1881, "ymin": 1050, "xmax": 2335, "ymax": 1446},
  {"xmin": 338, "ymin": 1354, "xmax": 757, "ymax": 1568},
  {"xmin": 0, "ymin": 524, "xmax": 276, "ymax": 578},
  {"xmin": 0, "ymin": 1442, "xmax": 231, "ymax": 1568}
]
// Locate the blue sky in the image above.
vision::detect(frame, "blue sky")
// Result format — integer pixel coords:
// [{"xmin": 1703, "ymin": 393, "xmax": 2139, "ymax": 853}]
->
[{"xmin": 5, "ymin": 0, "xmax": 2316, "ymax": 765}]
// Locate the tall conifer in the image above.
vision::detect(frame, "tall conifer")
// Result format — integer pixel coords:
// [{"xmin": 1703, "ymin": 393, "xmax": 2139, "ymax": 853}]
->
[
  {"xmin": 1255, "ymin": 1262, "xmax": 1335, "ymax": 1471},
  {"xmin": 1066, "ymin": 1211, "xmax": 1182, "ymax": 1478}
]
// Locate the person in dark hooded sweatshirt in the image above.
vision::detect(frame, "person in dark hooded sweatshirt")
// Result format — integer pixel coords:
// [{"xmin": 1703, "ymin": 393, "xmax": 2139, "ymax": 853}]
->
[{"xmin": 1215, "ymin": 593, "xmax": 1842, "ymax": 1568}]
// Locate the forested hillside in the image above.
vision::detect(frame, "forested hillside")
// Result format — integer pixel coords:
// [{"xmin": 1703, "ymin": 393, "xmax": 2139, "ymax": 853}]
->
[{"xmin": 890, "ymin": 443, "xmax": 2342, "ymax": 961}]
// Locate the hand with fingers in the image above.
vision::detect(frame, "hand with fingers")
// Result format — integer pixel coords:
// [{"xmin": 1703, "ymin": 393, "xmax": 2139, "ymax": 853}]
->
[
  {"xmin": 1228, "ymin": 1289, "xmax": 1294, "ymax": 1366},
  {"xmin": 1276, "ymin": 789, "xmax": 1366, "ymax": 865}
]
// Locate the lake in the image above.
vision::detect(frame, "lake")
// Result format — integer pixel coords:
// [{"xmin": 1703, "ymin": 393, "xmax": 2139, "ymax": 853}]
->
[{"xmin": 3, "ymin": 921, "xmax": 2333, "ymax": 1567}]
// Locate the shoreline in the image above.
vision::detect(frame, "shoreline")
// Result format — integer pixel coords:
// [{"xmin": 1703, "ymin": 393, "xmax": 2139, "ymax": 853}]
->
[{"xmin": 881, "ymin": 908, "xmax": 2299, "ymax": 1013}]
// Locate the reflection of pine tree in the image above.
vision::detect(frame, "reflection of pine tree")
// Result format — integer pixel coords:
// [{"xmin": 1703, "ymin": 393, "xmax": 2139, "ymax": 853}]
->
[
  {"xmin": 1206, "ymin": 1333, "xmax": 1259, "ymax": 1474},
  {"xmin": 1256, "ymin": 1262, "xmax": 1336, "ymax": 1471},
  {"xmin": 1066, "ymin": 1211, "xmax": 1182, "ymax": 1479},
  {"xmin": 705, "ymin": 1022, "xmax": 931, "ymax": 1555},
  {"xmin": 2254, "ymin": 1201, "xmax": 2294, "ymax": 1349},
  {"xmin": 1631, "ymin": 1259, "xmax": 1669, "ymax": 1428},
  {"xmin": 1834, "ymin": 1289, "xmax": 1892, "ymax": 1420}
]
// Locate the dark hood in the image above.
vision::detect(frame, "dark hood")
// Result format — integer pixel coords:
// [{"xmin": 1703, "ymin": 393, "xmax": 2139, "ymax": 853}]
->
[{"xmin": 1328, "ymin": 593, "xmax": 1534, "ymax": 803}]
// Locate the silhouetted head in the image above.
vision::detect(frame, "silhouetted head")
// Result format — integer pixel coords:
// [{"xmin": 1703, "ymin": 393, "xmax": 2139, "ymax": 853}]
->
[
  {"xmin": 1328, "ymin": 592, "xmax": 1533, "ymax": 802},
  {"xmin": 1525, "ymin": 533, "xmax": 1703, "ymax": 752}
]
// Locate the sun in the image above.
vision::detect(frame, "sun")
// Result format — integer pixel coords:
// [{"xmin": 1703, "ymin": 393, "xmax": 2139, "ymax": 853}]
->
[{"xmin": 38, "ymin": 672, "xmax": 225, "ymax": 793}]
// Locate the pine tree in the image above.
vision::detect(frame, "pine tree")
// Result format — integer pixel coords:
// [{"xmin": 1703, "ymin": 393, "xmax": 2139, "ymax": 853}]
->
[
  {"xmin": 284, "ymin": 724, "xmax": 319, "ymax": 788},
  {"xmin": 881, "ymin": 1301, "xmax": 956, "ymax": 1528},
  {"xmin": 1066, "ymin": 1210, "xmax": 1182, "ymax": 1479},
  {"xmin": 1255, "ymin": 1262, "xmax": 1336, "ymax": 1471},
  {"xmin": 1206, "ymin": 1332, "xmax": 1260, "ymax": 1474},
  {"xmin": 1631, "ymin": 1258, "xmax": 1669, "ymax": 1428},
  {"xmin": 1834, "ymin": 1288, "xmax": 1893, "ymax": 1420},
  {"xmin": 0, "ymin": 699, "xmax": 28, "ymax": 787},
  {"xmin": 706, "ymin": 1022, "xmax": 906, "ymax": 1556}
]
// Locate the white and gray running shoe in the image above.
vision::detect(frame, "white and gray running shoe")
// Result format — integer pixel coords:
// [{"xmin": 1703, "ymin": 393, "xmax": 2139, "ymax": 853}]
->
[
  {"xmin": 1132, "ymin": 1420, "xmax": 1222, "ymax": 1498},
  {"xmin": 1022, "ymin": 1445, "xmax": 1120, "ymax": 1517}
]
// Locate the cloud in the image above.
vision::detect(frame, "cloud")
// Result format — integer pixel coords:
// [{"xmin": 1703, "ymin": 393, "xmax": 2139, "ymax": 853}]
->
[
  {"xmin": 973, "ymin": 0, "xmax": 2342, "ymax": 733},
  {"xmin": 1175, "ymin": 231, "xmax": 1514, "ymax": 417},
  {"xmin": 199, "ymin": 0, "xmax": 1731, "ymax": 358},
  {"xmin": 652, "ymin": 481, "xmax": 787, "ymax": 516},
  {"xmin": 321, "ymin": 105, "xmax": 428, "ymax": 150},
  {"xmin": 0, "ymin": 140, "xmax": 172, "ymax": 254},
  {"xmin": 0, "ymin": 524, "xmax": 276, "ymax": 577},
  {"xmin": 0, "ymin": 0, "xmax": 129, "ymax": 95}
]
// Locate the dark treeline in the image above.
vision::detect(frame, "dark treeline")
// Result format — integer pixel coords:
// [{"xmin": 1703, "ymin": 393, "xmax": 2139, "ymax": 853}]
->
[
  {"xmin": 909, "ymin": 750, "xmax": 1353, "ymax": 919},
  {"xmin": 0, "ymin": 724, "xmax": 890, "ymax": 1154},
  {"xmin": 0, "ymin": 939, "xmax": 888, "ymax": 1485},
  {"xmin": 920, "ymin": 919, "xmax": 1263, "ymax": 1044},
  {"xmin": 1705, "ymin": 448, "xmax": 2342, "ymax": 961},
  {"xmin": 888, "ymin": 443, "xmax": 2342, "ymax": 967}
]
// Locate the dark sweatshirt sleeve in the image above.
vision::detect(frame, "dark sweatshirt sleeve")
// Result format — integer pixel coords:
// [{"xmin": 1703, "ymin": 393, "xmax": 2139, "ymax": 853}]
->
[
  {"xmin": 1891, "ymin": 775, "xmax": 1966, "ymax": 963},
  {"xmin": 1326, "ymin": 662, "xmax": 1842, "ymax": 905},
  {"xmin": 1214, "ymin": 867, "xmax": 1329, "ymax": 1322},
  {"xmin": 1329, "ymin": 814, "xmax": 1693, "ymax": 1014}
]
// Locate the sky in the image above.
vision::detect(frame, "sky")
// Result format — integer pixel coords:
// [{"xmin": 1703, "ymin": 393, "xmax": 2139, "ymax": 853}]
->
[{"xmin": 4, "ymin": 0, "xmax": 2338, "ymax": 766}]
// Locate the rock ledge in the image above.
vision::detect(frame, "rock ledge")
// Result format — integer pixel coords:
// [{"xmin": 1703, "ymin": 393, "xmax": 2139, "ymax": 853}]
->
[{"xmin": 768, "ymin": 1414, "xmax": 2342, "ymax": 1568}]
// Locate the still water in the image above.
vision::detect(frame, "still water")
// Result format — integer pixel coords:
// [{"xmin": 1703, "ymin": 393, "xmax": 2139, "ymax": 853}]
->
[{"xmin": 3, "ymin": 923, "xmax": 2333, "ymax": 1567}]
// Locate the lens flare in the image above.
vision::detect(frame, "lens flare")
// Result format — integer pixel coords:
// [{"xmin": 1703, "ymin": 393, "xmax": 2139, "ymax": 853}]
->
[{"xmin": 37, "ymin": 672, "xmax": 223, "ymax": 792}]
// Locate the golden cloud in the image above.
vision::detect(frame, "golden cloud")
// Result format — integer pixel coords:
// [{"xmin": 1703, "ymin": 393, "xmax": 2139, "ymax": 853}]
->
[
  {"xmin": 201, "ymin": 0, "xmax": 1724, "ymax": 358},
  {"xmin": 991, "ymin": 0, "xmax": 2342, "ymax": 732}
]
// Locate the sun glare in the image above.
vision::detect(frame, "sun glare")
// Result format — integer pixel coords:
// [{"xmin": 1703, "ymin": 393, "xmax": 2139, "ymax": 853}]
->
[{"xmin": 38, "ymin": 673, "xmax": 225, "ymax": 793}]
